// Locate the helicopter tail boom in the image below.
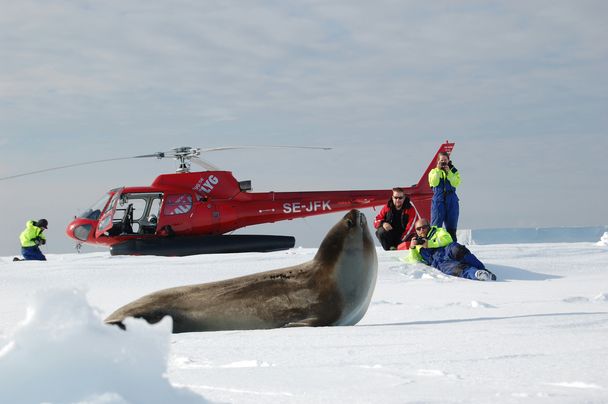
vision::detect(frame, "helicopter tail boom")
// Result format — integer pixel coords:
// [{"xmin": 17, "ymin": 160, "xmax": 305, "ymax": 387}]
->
[{"xmin": 211, "ymin": 142, "xmax": 455, "ymax": 233}]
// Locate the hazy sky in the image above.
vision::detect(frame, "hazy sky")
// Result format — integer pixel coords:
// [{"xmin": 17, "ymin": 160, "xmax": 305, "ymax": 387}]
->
[{"xmin": 1, "ymin": 1, "xmax": 606, "ymax": 255}]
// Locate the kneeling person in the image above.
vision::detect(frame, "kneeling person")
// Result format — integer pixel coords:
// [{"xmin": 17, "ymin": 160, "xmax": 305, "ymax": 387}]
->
[
  {"xmin": 18, "ymin": 219, "xmax": 48, "ymax": 261},
  {"xmin": 374, "ymin": 188, "xmax": 415, "ymax": 250},
  {"xmin": 408, "ymin": 218, "xmax": 495, "ymax": 281}
]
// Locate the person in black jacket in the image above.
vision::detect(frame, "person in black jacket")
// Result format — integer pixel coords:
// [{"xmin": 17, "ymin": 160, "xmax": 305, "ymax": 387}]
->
[{"xmin": 373, "ymin": 187, "xmax": 415, "ymax": 250}]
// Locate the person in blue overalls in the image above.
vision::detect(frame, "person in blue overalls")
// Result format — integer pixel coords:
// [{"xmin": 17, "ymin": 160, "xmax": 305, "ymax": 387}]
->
[{"xmin": 429, "ymin": 152, "xmax": 461, "ymax": 242}]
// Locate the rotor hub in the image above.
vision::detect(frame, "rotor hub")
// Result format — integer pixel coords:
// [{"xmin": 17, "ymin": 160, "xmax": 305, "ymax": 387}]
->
[{"xmin": 162, "ymin": 147, "xmax": 201, "ymax": 173}]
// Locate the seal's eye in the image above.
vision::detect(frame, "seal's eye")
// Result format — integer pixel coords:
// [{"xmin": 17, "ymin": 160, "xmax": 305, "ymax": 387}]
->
[{"xmin": 346, "ymin": 218, "xmax": 354, "ymax": 228}]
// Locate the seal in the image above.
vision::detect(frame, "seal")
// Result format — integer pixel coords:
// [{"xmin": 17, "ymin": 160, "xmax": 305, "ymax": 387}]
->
[{"xmin": 105, "ymin": 209, "xmax": 378, "ymax": 333}]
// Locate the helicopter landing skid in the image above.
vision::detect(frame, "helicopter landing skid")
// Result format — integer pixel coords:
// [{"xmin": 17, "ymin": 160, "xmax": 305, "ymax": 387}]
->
[{"xmin": 109, "ymin": 234, "xmax": 296, "ymax": 257}]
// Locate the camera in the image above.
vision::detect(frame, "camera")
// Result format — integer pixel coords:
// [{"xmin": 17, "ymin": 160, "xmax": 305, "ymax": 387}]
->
[{"xmin": 414, "ymin": 236, "xmax": 426, "ymax": 244}]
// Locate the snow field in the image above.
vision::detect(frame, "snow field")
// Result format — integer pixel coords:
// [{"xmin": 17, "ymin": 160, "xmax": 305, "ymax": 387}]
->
[{"xmin": 1, "ymin": 241, "xmax": 607, "ymax": 403}]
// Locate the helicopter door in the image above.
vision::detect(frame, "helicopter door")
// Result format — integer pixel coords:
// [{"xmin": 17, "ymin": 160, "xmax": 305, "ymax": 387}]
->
[{"xmin": 95, "ymin": 188, "xmax": 124, "ymax": 238}]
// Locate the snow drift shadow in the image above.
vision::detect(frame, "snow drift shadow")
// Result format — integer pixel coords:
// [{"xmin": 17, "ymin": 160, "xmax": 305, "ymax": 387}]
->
[
  {"xmin": 488, "ymin": 264, "xmax": 561, "ymax": 281},
  {"xmin": 364, "ymin": 311, "xmax": 608, "ymax": 328},
  {"xmin": 392, "ymin": 262, "xmax": 559, "ymax": 282}
]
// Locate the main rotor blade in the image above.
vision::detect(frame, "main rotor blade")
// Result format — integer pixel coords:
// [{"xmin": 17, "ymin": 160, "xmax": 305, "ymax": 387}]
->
[
  {"xmin": 133, "ymin": 152, "xmax": 165, "ymax": 159},
  {"xmin": 191, "ymin": 157, "xmax": 220, "ymax": 171},
  {"xmin": 191, "ymin": 145, "xmax": 331, "ymax": 171},
  {"xmin": 200, "ymin": 145, "xmax": 332, "ymax": 153},
  {"xmin": 0, "ymin": 145, "xmax": 331, "ymax": 180},
  {"xmin": 0, "ymin": 155, "xmax": 156, "ymax": 181}
]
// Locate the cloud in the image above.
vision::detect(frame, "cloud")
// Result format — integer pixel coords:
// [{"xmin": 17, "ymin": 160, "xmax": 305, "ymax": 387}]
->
[
  {"xmin": 2, "ymin": 1, "xmax": 606, "ymax": 128},
  {"xmin": 0, "ymin": 1, "xmax": 606, "ymax": 255}
]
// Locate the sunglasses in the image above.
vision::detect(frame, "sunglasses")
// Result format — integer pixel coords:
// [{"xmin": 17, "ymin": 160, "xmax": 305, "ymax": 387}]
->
[
  {"xmin": 416, "ymin": 225, "xmax": 430, "ymax": 231},
  {"xmin": 392, "ymin": 196, "xmax": 404, "ymax": 200}
]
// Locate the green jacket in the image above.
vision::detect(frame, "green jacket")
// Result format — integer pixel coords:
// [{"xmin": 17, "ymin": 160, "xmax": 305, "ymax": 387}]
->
[
  {"xmin": 19, "ymin": 220, "xmax": 46, "ymax": 247},
  {"xmin": 407, "ymin": 226, "xmax": 453, "ymax": 263},
  {"xmin": 428, "ymin": 167, "xmax": 461, "ymax": 188}
]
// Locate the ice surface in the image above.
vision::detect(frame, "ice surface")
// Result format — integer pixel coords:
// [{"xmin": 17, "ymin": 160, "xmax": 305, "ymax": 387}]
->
[
  {"xmin": 1, "ymin": 240, "xmax": 607, "ymax": 403},
  {"xmin": 459, "ymin": 226, "xmax": 608, "ymax": 245}
]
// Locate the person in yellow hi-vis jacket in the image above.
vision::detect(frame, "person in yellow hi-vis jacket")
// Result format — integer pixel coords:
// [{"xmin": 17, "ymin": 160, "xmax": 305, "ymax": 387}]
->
[
  {"xmin": 428, "ymin": 151, "xmax": 461, "ymax": 242},
  {"xmin": 408, "ymin": 218, "xmax": 496, "ymax": 281},
  {"xmin": 17, "ymin": 219, "xmax": 48, "ymax": 261}
]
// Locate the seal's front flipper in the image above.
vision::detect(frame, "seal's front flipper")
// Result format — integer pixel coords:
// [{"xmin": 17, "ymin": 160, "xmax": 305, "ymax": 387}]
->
[
  {"xmin": 284, "ymin": 317, "xmax": 320, "ymax": 327},
  {"xmin": 105, "ymin": 319, "xmax": 127, "ymax": 330}
]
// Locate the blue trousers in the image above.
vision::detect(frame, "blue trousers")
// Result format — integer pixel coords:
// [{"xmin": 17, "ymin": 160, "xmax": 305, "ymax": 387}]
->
[
  {"xmin": 21, "ymin": 246, "xmax": 46, "ymax": 261},
  {"xmin": 431, "ymin": 194, "xmax": 459, "ymax": 241},
  {"xmin": 424, "ymin": 242, "xmax": 484, "ymax": 279}
]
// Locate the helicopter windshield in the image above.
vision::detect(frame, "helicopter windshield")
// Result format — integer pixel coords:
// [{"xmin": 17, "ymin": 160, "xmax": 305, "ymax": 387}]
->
[{"xmin": 78, "ymin": 193, "xmax": 112, "ymax": 220}]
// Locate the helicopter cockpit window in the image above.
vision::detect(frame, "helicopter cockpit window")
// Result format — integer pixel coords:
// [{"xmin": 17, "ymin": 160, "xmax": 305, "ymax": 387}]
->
[
  {"xmin": 163, "ymin": 194, "xmax": 193, "ymax": 216},
  {"xmin": 105, "ymin": 192, "xmax": 164, "ymax": 236},
  {"xmin": 149, "ymin": 198, "xmax": 161, "ymax": 218},
  {"xmin": 115, "ymin": 197, "xmax": 147, "ymax": 221},
  {"xmin": 78, "ymin": 193, "xmax": 112, "ymax": 220}
]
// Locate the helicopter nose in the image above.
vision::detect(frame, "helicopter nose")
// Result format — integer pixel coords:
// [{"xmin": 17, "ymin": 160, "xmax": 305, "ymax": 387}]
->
[
  {"xmin": 72, "ymin": 224, "xmax": 92, "ymax": 241},
  {"xmin": 66, "ymin": 219, "xmax": 94, "ymax": 242}
]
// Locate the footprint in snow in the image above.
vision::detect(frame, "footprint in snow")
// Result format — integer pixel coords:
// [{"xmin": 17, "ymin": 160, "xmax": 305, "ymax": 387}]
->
[
  {"xmin": 593, "ymin": 292, "xmax": 608, "ymax": 302},
  {"xmin": 562, "ymin": 296, "xmax": 590, "ymax": 303},
  {"xmin": 171, "ymin": 356, "xmax": 212, "ymax": 369},
  {"xmin": 221, "ymin": 360, "xmax": 275, "ymax": 368},
  {"xmin": 563, "ymin": 293, "xmax": 608, "ymax": 303},
  {"xmin": 470, "ymin": 300, "xmax": 496, "ymax": 309},
  {"xmin": 545, "ymin": 381, "xmax": 603, "ymax": 389},
  {"xmin": 445, "ymin": 301, "xmax": 495, "ymax": 309},
  {"xmin": 372, "ymin": 300, "xmax": 403, "ymax": 306},
  {"xmin": 417, "ymin": 369, "xmax": 462, "ymax": 379}
]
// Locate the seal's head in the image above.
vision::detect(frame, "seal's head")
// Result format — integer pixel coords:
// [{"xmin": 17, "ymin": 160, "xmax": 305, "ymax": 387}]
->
[{"xmin": 314, "ymin": 209, "xmax": 375, "ymax": 265}]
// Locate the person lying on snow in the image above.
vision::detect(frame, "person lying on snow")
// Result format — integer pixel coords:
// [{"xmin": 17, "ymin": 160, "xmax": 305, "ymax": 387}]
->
[{"xmin": 407, "ymin": 218, "xmax": 496, "ymax": 281}]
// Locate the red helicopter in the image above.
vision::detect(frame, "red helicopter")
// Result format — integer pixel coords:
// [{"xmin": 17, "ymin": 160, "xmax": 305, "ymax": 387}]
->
[{"xmin": 58, "ymin": 141, "xmax": 455, "ymax": 256}]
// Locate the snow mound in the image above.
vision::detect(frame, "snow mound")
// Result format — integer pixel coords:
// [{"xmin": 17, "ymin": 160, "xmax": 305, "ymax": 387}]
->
[
  {"xmin": 392, "ymin": 264, "xmax": 452, "ymax": 281},
  {"xmin": 596, "ymin": 232, "xmax": 608, "ymax": 246},
  {"xmin": 0, "ymin": 289, "xmax": 207, "ymax": 404}
]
